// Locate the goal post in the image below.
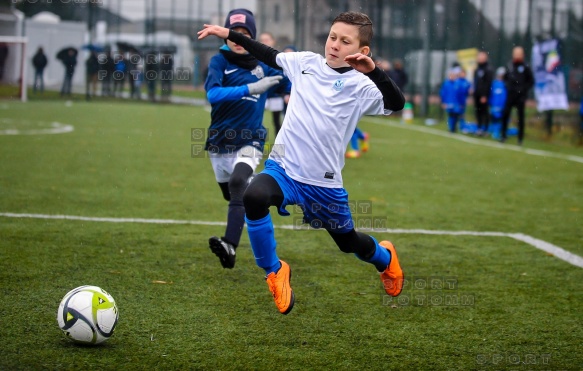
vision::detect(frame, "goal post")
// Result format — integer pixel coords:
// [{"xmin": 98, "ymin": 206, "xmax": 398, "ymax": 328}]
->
[{"xmin": 0, "ymin": 36, "xmax": 28, "ymax": 102}]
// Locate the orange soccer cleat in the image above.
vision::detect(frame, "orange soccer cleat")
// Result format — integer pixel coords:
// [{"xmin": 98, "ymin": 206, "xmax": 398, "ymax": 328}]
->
[
  {"xmin": 361, "ymin": 132, "xmax": 370, "ymax": 152},
  {"xmin": 265, "ymin": 260, "xmax": 295, "ymax": 315},
  {"xmin": 345, "ymin": 150, "xmax": 361, "ymax": 159},
  {"xmin": 379, "ymin": 241, "xmax": 404, "ymax": 297}
]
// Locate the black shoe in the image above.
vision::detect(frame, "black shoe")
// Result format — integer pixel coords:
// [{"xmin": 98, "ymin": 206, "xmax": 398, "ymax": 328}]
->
[{"xmin": 209, "ymin": 236, "xmax": 236, "ymax": 269}]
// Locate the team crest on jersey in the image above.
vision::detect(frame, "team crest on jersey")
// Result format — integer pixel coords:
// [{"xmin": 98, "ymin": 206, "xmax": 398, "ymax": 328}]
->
[
  {"xmin": 333, "ymin": 79, "xmax": 345, "ymax": 91},
  {"xmin": 251, "ymin": 66, "xmax": 265, "ymax": 79}
]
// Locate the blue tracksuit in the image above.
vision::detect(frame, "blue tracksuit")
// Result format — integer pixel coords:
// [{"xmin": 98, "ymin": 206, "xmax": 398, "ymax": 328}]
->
[
  {"xmin": 456, "ymin": 77, "xmax": 471, "ymax": 130},
  {"xmin": 489, "ymin": 80, "xmax": 507, "ymax": 139},
  {"xmin": 204, "ymin": 47, "xmax": 290, "ymax": 153},
  {"xmin": 441, "ymin": 78, "xmax": 469, "ymax": 132}
]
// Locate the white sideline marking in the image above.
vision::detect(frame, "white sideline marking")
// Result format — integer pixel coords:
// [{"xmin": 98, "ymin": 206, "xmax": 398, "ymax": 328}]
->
[
  {"xmin": 1, "ymin": 212, "xmax": 582, "ymax": 269},
  {"xmin": 364, "ymin": 117, "xmax": 583, "ymax": 165}
]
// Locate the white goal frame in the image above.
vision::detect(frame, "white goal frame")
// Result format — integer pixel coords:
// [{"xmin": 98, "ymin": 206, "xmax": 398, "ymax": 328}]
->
[{"xmin": 0, "ymin": 36, "xmax": 28, "ymax": 102}]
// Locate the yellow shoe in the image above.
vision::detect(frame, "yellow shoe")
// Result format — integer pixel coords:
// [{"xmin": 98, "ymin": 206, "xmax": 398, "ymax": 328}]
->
[
  {"xmin": 361, "ymin": 132, "xmax": 370, "ymax": 152},
  {"xmin": 379, "ymin": 241, "xmax": 404, "ymax": 297},
  {"xmin": 265, "ymin": 260, "xmax": 295, "ymax": 314},
  {"xmin": 345, "ymin": 150, "xmax": 361, "ymax": 158}
]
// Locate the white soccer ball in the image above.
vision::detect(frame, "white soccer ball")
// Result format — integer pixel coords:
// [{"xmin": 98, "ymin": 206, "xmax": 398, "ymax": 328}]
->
[{"xmin": 57, "ymin": 285, "xmax": 119, "ymax": 345}]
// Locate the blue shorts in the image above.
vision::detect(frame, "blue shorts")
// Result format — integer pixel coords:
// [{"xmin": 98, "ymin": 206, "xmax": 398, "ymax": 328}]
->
[{"xmin": 261, "ymin": 159, "xmax": 354, "ymax": 233}]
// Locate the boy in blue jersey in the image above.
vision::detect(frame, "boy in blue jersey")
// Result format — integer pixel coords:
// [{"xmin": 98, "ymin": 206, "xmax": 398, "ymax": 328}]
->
[
  {"xmin": 199, "ymin": 11, "xmax": 405, "ymax": 315},
  {"xmin": 489, "ymin": 67, "xmax": 508, "ymax": 140},
  {"xmin": 204, "ymin": 9, "xmax": 291, "ymax": 269}
]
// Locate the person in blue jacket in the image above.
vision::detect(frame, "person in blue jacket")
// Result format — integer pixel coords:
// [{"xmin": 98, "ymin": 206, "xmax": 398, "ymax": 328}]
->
[
  {"xmin": 441, "ymin": 67, "xmax": 462, "ymax": 132},
  {"xmin": 204, "ymin": 9, "xmax": 291, "ymax": 269},
  {"xmin": 456, "ymin": 68, "xmax": 471, "ymax": 132},
  {"xmin": 113, "ymin": 55, "xmax": 126, "ymax": 97},
  {"xmin": 489, "ymin": 67, "xmax": 508, "ymax": 140}
]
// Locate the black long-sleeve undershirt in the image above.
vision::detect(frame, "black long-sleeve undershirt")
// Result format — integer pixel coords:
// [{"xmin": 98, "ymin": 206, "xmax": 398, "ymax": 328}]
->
[
  {"xmin": 227, "ymin": 30, "xmax": 405, "ymax": 111},
  {"xmin": 364, "ymin": 67, "xmax": 405, "ymax": 111}
]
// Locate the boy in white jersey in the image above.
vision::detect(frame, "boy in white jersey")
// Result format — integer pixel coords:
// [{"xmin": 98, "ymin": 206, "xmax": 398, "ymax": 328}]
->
[{"xmin": 198, "ymin": 11, "xmax": 405, "ymax": 315}]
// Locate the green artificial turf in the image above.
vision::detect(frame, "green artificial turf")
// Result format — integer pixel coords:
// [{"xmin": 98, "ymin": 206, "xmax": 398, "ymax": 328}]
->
[{"xmin": 0, "ymin": 100, "xmax": 582, "ymax": 370}]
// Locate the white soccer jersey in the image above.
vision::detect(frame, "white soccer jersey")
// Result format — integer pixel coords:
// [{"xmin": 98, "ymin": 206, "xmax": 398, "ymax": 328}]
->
[{"xmin": 269, "ymin": 51, "xmax": 391, "ymax": 187}]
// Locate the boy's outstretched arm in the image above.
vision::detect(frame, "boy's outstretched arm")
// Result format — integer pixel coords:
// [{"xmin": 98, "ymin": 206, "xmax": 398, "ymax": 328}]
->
[
  {"xmin": 198, "ymin": 25, "xmax": 281, "ymax": 70},
  {"xmin": 345, "ymin": 53, "xmax": 405, "ymax": 111}
]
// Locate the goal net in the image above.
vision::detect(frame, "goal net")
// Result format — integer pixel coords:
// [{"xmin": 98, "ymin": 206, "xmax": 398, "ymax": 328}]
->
[{"xmin": 0, "ymin": 36, "xmax": 28, "ymax": 102}]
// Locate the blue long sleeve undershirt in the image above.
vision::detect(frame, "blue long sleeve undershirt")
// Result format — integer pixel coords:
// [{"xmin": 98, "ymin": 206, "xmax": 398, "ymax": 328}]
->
[{"xmin": 207, "ymin": 85, "xmax": 250, "ymax": 104}]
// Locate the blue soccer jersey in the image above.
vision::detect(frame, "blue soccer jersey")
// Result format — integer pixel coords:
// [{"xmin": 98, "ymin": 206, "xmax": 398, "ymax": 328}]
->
[{"xmin": 204, "ymin": 51, "xmax": 289, "ymax": 153}]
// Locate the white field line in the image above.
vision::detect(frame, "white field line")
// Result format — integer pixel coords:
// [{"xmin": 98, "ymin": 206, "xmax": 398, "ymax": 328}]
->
[
  {"xmin": 0, "ymin": 121, "xmax": 74, "ymax": 135},
  {"xmin": 364, "ymin": 117, "xmax": 583, "ymax": 165},
  {"xmin": 1, "ymin": 212, "xmax": 582, "ymax": 269}
]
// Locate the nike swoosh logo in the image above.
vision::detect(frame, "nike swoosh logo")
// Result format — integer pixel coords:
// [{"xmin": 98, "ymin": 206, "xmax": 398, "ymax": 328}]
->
[
  {"xmin": 301, "ymin": 70, "xmax": 313, "ymax": 75},
  {"xmin": 224, "ymin": 68, "xmax": 238, "ymax": 75}
]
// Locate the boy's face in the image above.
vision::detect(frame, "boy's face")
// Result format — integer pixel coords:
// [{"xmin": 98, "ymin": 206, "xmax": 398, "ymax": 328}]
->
[
  {"xmin": 325, "ymin": 22, "xmax": 369, "ymax": 68},
  {"xmin": 226, "ymin": 27, "xmax": 251, "ymax": 54}
]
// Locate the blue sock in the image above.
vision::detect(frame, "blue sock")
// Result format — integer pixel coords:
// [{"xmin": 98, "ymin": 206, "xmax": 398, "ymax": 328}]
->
[
  {"xmin": 356, "ymin": 236, "xmax": 392, "ymax": 272},
  {"xmin": 350, "ymin": 132, "xmax": 359, "ymax": 150},
  {"xmin": 245, "ymin": 213, "xmax": 281, "ymax": 275}
]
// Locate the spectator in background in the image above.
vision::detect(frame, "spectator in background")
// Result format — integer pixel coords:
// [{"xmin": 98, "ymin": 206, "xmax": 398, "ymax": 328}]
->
[
  {"xmin": 113, "ymin": 53, "xmax": 126, "ymax": 97},
  {"xmin": 144, "ymin": 51, "xmax": 158, "ymax": 102},
  {"xmin": 100, "ymin": 49, "xmax": 115, "ymax": 97},
  {"xmin": 456, "ymin": 68, "xmax": 471, "ymax": 132},
  {"xmin": 501, "ymin": 46, "xmax": 534, "ymax": 145},
  {"xmin": 440, "ymin": 67, "xmax": 463, "ymax": 133},
  {"xmin": 127, "ymin": 52, "xmax": 140, "ymax": 100},
  {"xmin": 259, "ymin": 32, "xmax": 276, "ymax": 48},
  {"xmin": 160, "ymin": 52, "xmax": 174, "ymax": 102},
  {"xmin": 60, "ymin": 48, "xmax": 77, "ymax": 97},
  {"xmin": 85, "ymin": 50, "xmax": 100, "ymax": 100},
  {"xmin": 388, "ymin": 59, "xmax": 408, "ymax": 93},
  {"xmin": 282, "ymin": 45, "xmax": 297, "ymax": 53},
  {"xmin": 0, "ymin": 43, "xmax": 8, "ymax": 81},
  {"xmin": 378, "ymin": 58, "xmax": 391, "ymax": 74},
  {"xmin": 259, "ymin": 31, "xmax": 287, "ymax": 137},
  {"xmin": 473, "ymin": 51, "xmax": 493, "ymax": 136},
  {"xmin": 32, "ymin": 47, "xmax": 48, "ymax": 94},
  {"xmin": 132, "ymin": 62, "xmax": 143, "ymax": 100},
  {"xmin": 489, "ymin": 67, "xmax": 508, "ymax": 140}
]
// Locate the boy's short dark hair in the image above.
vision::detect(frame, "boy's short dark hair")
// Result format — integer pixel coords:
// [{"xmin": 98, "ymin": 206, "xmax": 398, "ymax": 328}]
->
[{"xmin": 332, "ymin": 12, "xmax": 373, "ymax": 47}]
